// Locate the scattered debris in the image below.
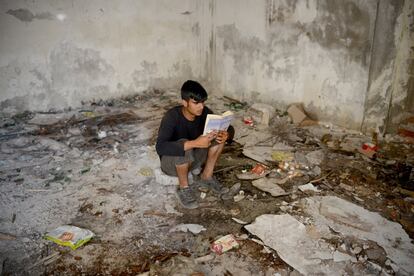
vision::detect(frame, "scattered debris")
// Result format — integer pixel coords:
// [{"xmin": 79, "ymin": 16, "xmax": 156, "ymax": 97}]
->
[
  {"xmin": 245, "ymin": 214, "xmax": 338, "ymax": 275},
  {"xmin": 302, "ymin": 196, "xmax": 414, "ymax": 274},
  {"xmin": 0, "ymin": 232, "xmax": 16, "ymax": 241},
  {"xmin": 287, "ymin": 104, "xmax": 317, "ymax": 126},
  {"xmin": 248, "ymin": 103, "xmax": 275, "ymax": 127},
  {"xmin": 233, "ymin": 191, "xmax": 245, "ymax": 202},
  {"xmin": 211, "ymin": 234, "xmax": 239, "ymax": 254},
  {"xmin": 298, "ymin": 183, "xmax": 320, "ymax": 193},
  {"xmin": 221, "ymin": 183, "xmax": 241, "ymax": 200},
  {"xmin": 231, "ymin": 218, "xmax": 248, "ymax": 225},
  {"xmin": 44, "ymin": 225, "xmax": 94, "ymax": 250},
  {"xmin": 169, "ymin": 224, "xmax": 206, "ymax": 235},
  {"xmin": 251, "ymin": 163, "xmax": 269, "ymax": 175},
  {"xmin": 252, "ymin": 178, "xmax": 288, "ymax": 197},
  {"xmin": 1, "ymin": 92, "xmax": 413, "ymax": 274}
]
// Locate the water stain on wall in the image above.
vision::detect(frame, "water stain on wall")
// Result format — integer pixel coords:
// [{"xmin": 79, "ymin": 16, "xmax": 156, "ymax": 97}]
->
[
  {"xmin": 50, "ymin": 42, "xmax": 114, "ymax": 89},
  {"xmin": 266, "ymin": 0, "xmax": 372, "ymax": 66},
  {"xmin": 309, "ymin": 0, "xmax": 371, "ymax": 66},
  {"xmin": 6, "ymin": 9, "xmax": 54, "ymax": 22}
]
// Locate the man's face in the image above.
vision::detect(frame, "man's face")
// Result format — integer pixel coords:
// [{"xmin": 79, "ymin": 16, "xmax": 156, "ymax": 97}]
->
[{"xmin": 183, "ymin": 99, "xmax": 205, "ymax": 116}]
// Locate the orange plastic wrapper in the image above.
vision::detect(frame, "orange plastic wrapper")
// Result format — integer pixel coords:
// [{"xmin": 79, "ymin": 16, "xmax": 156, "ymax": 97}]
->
[{"xmin": 251, "ymin": 163, "xmax": 268, "ymax": 175}]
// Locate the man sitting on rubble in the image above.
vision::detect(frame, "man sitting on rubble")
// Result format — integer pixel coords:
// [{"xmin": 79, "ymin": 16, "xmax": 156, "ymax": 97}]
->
[{"xmin": 156, "ymin": 80, "xmax": 234, "ymax": 209}]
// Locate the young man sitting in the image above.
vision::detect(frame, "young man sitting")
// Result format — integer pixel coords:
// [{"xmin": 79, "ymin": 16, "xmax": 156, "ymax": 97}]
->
[{"xmin": 156, "ymin": 80, "xmax": 234, "ymax": 209}]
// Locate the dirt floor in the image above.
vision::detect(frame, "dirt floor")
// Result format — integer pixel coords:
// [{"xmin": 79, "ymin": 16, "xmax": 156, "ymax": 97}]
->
[{"xmin": 0, "ymin": 89, "xmax": 413, "ymax": 275}]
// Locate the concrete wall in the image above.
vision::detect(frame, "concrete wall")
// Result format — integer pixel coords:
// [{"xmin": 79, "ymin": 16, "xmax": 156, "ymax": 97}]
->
[
  {"xmin": 0, "ymin": 0, "xmax": 207, "ymax": 112},
  {"xmin": 212, "ymin": 0, "xmax": 378, "ymax": 130},
  {"xmin": 0, "ymin": 0, "xmax": 411, "ymax": 133},
  {"xmin": 361, "ymin": 0, "xmax": 412, "ymax": 134}
]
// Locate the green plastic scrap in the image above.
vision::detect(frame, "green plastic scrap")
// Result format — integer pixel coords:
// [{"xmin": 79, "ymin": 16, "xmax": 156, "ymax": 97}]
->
[
  {"xmin": 44, "ymin": 225, "xmax": 94, "ymax": 250},
  {"xmin": 271, "ymin": 151, "xmax": 294, "ymax": 162}
]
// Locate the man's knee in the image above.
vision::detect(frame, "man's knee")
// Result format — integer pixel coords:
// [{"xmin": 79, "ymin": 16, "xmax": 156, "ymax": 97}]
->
[{"xmin": 208, "ymin": 142, "xmax": 225, "ymax": 154}]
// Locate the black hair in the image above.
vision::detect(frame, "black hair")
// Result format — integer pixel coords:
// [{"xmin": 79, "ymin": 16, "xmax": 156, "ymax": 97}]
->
[{"xmin": 181, "ymin": 80, "xmax": 208, "ymax": 102}]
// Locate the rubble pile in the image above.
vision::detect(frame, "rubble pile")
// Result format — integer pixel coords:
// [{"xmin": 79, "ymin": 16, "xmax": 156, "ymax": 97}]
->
[{"xmin": 0, "ymin": 90, "xmax": 413, "ymax": 275}]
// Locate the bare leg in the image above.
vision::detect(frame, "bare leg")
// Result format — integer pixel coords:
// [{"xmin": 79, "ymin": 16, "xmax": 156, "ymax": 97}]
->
[
  {"xmin": 176, "ymin": 162, "xmax": 190, "ymax": 189},
  {"xmin": 201, "ymin": 143, "xmax": 225, "ymax": 180}
]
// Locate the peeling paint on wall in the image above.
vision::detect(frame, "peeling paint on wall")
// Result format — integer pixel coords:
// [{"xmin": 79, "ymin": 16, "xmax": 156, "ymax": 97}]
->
[{"xmin": 213, "ymin": 0, "xmax": 375, "ymax": 129}]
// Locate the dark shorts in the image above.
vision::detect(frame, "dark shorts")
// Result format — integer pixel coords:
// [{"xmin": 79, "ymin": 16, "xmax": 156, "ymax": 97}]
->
[{"xmin": 161, "ymin": 147, "xmax": 208, "ymax": 176}]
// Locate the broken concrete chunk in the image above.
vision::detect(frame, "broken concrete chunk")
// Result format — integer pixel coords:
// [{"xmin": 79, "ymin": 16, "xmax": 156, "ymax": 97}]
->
[
  {"xmin": 243, "ymin": 146, "xmax": 273, "ymax": 165},
  {"xmin": 339, "ymin": 183, "xmax": 354, "ymax": 192},
  {"xmin": 252, "ymin": 178, "xmax": 287, "ymax": 197},
  {"xmin": 365, "ymin": 247, "xmax": 387, "ymax": 264},
  {"xmin": 221, "ymin": 183, "xmax": 241, "ymax": 200},
  {"xmin": 169, "ymin": 224, "xmax": 206, "ymax": 234},
  {"xmin": 232, "ymin": 217, "xmax": 248, "ymax": 225},
  {"xmin": 298, "ymin": 183, "xmax": 320, "ymax": 193},
  {"xmin": 333, "ymin": 251, "xmax": 357, "ymax": 263},
  {"xmin": 195, "ymin": 254, "xmax": 214, "ymax": 263},
  {"xmin": 248, "ymin": 103, "xmax": 275, "ymax": 126},
  {"xmin": 302, "ymin": 196, "xmax": 414, "ymax": 274},
  {"xmin": 287, "ymin": 104, "xmax": 307, "ymax": 125},
  {"xmin": 306, "ymin": 150, "xmax": 325, "ymax": 165},
  {"xmin": 244, "ymin": 214, "xmax": 338, "ymax": 275},
  {"xmin": 233, "ymin": 191, "xmax": 245, "ymax": 202},
  {"xmin": 272, "ymin": 142, "xmax": 294, "ymax": 151}
]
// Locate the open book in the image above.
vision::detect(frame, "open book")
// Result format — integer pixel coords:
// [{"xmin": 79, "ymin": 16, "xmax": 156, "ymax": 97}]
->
[{"xmin": 203, "ymin": 111, "xmax": 234, "ymax": 135}]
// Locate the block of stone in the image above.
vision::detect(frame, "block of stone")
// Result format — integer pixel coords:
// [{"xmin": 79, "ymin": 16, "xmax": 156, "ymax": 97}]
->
[{"xmin": 249, "ymin": 103, "xmax": 275, "ymax": 126}]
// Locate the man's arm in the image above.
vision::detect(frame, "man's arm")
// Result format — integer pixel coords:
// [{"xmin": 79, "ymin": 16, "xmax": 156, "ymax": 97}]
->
[
  {"xmin": 156, "ymin": 113, "xmax": 186, "ymax": 156},
  {"xmin": 184, "ymin": 132, "xmax": 216, "ymax": 150}
]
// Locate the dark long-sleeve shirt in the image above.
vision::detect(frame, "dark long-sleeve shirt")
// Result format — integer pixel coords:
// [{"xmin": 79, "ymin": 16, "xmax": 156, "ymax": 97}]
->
[{"xmin": 156, "ymin": 106, "xmax": 213, "ymax": 157}]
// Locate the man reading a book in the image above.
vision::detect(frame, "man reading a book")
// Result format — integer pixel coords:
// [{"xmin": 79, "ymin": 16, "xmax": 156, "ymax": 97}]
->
[{"xmin": 156, "ymin": 80, "xmax": 234, "ymax": 209}]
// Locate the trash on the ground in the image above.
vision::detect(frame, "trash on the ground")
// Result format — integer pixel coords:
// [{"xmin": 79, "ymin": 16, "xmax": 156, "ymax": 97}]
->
[
  {"xmin": 248, "ymin": 103, "xmax": 275, "ymax": 126},
  {"xmin": 236, "ymin": 171, "xmax": 268, "ymax": 180},
  {"xmin": 272, "ymin": 142, "xmax": 294, "ymax": 151},
  {"xmin": 298, "ymin": 183, "xmax": 320, "ymax": 193},
  {"xmin": 398, "ymin": 116, "xmax": 414, "ymax": 138},
  {"xmin": 333, "ymin": 250, "xmax": 357, "ymax": 263},
  {"xmin": 305, "ymin": 150, "xmax": 325, "ymax": 165},
  {"xmin": 169, "ymin": 224, "xmax": 206, "ymax": 234},
  {"xmin": 251, "ymin": 163, "xmax": 269, "ymax": 175},
  {"xmin": 243, "ymin": 146, "xmax": 273, "ymax": 164},
  {"xmin": 245, "ymin": 214, "xmax": 337, "ymax": 275},
  {"xmin": 358, "ymin": 144, "xmax": 377, "ymax": 158},
  {"xmin": 362, "ymin": 142, "xmax": 378, "ymax": 151},
  {"xmin": 211, "ymin": 234, "xmax": 239, "ymax": 254},
  {"xmin": 232, "ymin": 217, "xmax": 248, "ymax": 225},
  {"xmin": 223, "ymin": 95, "xmax": 247, "ymax": 111},
  {"xmin": 44, "ymin": 225, "xmax": 94, "ymax": 250},
  {"xmin": 287, "ymin": 103, "xmax": 317, "ymax": 126},
  {"xmin": 243, "ymin": 116, "xmax": 254, "ymax": 126},
  {"xmin": 252, "ymin": 178, "xmax": 288, "ymax": 197},
  {"xmin": 149, "ymin": 254, "xmax": 202, "ymax": 275},
  {"xmin": 97, "ymin": 130, "xmax": 107, "ymax": 139},
  {"xmin": 200, "ymin": 192, "xmax": 207, "ymax": 199},
  {"xmin": 302, "ymin": 196, "xmax": 414, "ymax": 274},
  {"xmin": 271, "ymin": 151, "xmax": 294, "ymax": 162},
  {"xmin": 0, "ymin": 232, "xmax": 17, "ymax": 240},
  {"xmin": 287, "ymin": 104, "xmax": 307, "ymax": 125},
  {"xmin": 221, "ymin": 182, "xmax": 241, "ymax": 200},
  {"xmin": 233, "ymin": 191, "xmax": 245, "ymax": 202},
  {"xmin": 338, "ymin": 183, "xmax": 354, "ymax": 192},
  {"xmin": 138, "ymin": 167, "xmax": 153, "ymax": 177},
  {"xmin": 195, "ymin": 254, "xmax": 215, "ymax": 263},
  {"xmin": 29, "ymin": 252, "xmax": 61, "ymax": 269}
]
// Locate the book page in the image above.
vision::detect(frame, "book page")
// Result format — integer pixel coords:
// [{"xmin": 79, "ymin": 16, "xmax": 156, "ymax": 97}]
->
[{"xmin": 203, "ymin": 111, "xmax": 233, "ymax": 135}]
